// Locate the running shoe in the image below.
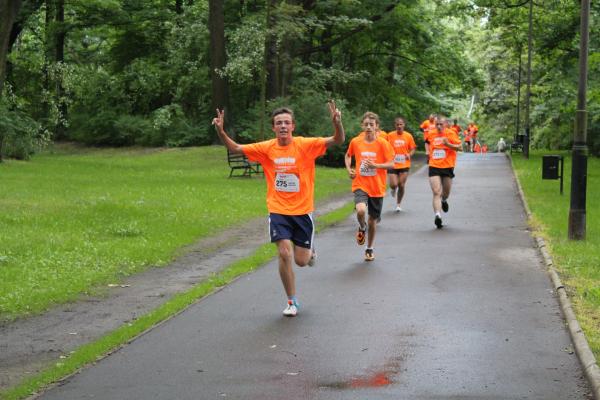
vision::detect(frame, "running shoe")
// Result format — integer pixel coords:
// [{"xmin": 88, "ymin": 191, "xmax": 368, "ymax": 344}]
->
[
  {"xmin": 395, "ymin": 206, "xmax": 403, "ymax": 213},
  {"xmin": 435, "ymin": 215, "xmax": 443, "ymax": 229},
  {"xmin": 364, "ymin": 248, "xmax": 375, "ymax": 261},
  {"xmin": 441, "ymin": 200, "xmax": 449, "ymax": 213},
  {"xmin": 308, "ymin": 249, "xmax": 317, "ymax": 267},
  {"xmin": 283, "ymin": 300, "xmax": 299, "ymax": 317},
  {"xmin": 356, "ymin": 227, "xmax": 366, "ymax": 245}
]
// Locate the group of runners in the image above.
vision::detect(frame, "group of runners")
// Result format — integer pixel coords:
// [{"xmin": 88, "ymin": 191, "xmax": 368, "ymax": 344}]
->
[{"xmin": 213, "ymin": 103, "xmax": 462, "ymax": 317}]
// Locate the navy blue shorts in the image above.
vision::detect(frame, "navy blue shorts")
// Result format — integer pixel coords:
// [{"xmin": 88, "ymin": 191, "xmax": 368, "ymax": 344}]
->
[{"xmin": 268, "ymin": 213, "xmax": 314, "ymax": 249}]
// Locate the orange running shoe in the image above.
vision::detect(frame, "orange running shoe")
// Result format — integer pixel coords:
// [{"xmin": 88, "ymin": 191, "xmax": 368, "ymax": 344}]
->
[{"xmin": 356, "ymin": 227, "xmax": 366, "ymax": 245}]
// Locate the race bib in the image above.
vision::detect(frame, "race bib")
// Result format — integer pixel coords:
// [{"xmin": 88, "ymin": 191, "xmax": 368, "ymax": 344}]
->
[
  {"xmin": 394, "ymin": 154, "xmax": 406, "ymax": 164},
  {"xmin": 359, "ymin": 160, "xmax": 377, "ymax": 176},
  {"xmin": 275, "ymin": 173, "xmax": 300, "ymax": 192},
  {"xmin": 432, "ymin": 149, "xmax": 446, "ymax": 160}
]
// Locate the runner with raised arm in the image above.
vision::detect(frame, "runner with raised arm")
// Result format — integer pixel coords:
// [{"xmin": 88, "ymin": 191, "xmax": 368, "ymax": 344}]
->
[{"xmin": 212, "ymin": 101, "xmax": 345, "ymax": 317}]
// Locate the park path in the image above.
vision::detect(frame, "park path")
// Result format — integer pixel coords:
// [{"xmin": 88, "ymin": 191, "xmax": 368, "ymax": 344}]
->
[{"xmin": 36, "ymin": 153, "xmax": 591, "ymax": 400}]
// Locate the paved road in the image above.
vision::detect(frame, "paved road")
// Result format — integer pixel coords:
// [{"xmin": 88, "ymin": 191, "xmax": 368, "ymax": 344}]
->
[{"xmin": 38, "ymin": 153, "xmax": 590, "ymax": 400}]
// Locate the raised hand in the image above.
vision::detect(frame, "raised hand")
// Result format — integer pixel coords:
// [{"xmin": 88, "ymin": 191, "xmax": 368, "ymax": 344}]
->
[
  {"xmin": 212, "ymin": 108, "xmax": 225, "ymax": 132},
  {"xmin": 327, "ymin": 100, "xmax": 342, "ymax": 124}
]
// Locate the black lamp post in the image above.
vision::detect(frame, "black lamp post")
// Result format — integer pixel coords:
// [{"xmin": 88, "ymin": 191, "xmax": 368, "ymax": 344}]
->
[
  {"xmin": 568, "ymin": 0, "xmax": 590, "ymax": 240},
  {"xmin": 515, "ymin": 44, "xmax": 522, "ymax": 144},
  {"xmin": 523, "ymin": 0, "xmax": 533, "ymax": 159}
]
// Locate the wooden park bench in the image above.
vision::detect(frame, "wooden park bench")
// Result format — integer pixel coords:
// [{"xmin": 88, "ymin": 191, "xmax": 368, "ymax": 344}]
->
[
  {"xmin": 511, "ymin": 135, "xmax": 524, "ymax": 153},
  {"xmin": 227, "ymin": 149, "xmax": 262, "ymax": 178}
]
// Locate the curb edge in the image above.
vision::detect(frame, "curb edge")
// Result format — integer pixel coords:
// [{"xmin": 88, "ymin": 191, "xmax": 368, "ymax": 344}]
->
[{"xmin": 509, "ymin": 154, "xmax": 600, "ymax": 399}]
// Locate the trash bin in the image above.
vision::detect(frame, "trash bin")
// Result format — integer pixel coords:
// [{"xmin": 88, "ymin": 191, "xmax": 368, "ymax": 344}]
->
[{"xmin": 542, "ymin": 155, "xmax": 561, "ymax": 180}]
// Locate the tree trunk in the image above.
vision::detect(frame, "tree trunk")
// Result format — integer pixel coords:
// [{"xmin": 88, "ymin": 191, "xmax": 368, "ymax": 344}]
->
[
  {"xmin": 43, "ymin": 0, "xmax": 53, "ymax": 129},
  {"xmin": 265, "ymin": 0, "xmax": 279, "ymax": 100},
  {"xmin": 0, "ymin": 0, "xmax": 22, "ymax": 96},
  {"xmin": 5, "ymin": 1, "xmax": 44, "ymax": 92},
  {"xmin": 175, "ymin": 0, "xmax": 183, "ymax": 14},
  {"xmin": 54, "ymin": 0, "xmax": 66, "ymax": 139},
  {"xmin": 208, "ymin": 0, "xmax": 229, "ymax": 141}
]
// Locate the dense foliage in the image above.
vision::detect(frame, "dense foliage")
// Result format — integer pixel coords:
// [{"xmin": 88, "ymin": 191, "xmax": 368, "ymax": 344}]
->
[
  {"xmin": 1, "ymin": 0, "xmax": 598, "ymax": 159},
  {"xmin": 464, "ymin": 0, "xmax": 600, "ymax": 153}
]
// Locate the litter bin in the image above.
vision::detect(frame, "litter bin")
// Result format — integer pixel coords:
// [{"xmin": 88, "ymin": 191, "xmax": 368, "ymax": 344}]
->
[
  {"xmin": 542, "ymin": 155, "xmax": 564, "ymax": 194},
  {"xmin": 542, "ymin": 155, "xmax": 561, "ymax": 179}
]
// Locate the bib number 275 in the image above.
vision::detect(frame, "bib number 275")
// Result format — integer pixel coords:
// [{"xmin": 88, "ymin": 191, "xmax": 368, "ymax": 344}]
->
[{"xmin": 275, "ymin": 173, "xmax": 300, "ymax": 192}]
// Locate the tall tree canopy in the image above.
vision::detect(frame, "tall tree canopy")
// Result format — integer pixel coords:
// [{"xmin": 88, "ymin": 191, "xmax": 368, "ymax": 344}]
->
[{"xmin": 1, "ymin": 0, "xmax": 597, "ymax": 160}]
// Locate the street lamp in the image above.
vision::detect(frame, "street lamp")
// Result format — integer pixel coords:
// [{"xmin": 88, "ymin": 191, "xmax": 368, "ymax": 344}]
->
[
  {"xmin": 515, "ymin": 44, "xmax": 522, "ymax": 145},
  {"xmin": 568, "ymin": 0, "xmax": 590, "ymax": 240},
  {"xmin": 523, "ymin": 0, "xmax": 533, "ymax": 159}
]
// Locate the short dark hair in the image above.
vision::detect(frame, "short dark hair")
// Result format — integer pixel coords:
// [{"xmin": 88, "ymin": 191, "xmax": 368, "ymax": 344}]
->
[
  {"xmin": 361, "ymin": 111, "xmax": 380, "ymax": 125},
  {"xmin": 271, "ymin": 107, "xmax": 295, "ymax": 125}
]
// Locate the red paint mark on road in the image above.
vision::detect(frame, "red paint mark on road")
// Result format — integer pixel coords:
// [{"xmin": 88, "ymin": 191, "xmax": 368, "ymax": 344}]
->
[{"xmin": 350, "ymin": 372, "xmax": 392, "ymax": 388}]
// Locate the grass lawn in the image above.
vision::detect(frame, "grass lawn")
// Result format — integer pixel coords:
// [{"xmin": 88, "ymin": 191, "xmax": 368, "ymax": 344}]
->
[
  {"xmin": 511, "ymin": 151, "xmax": 600, "ymax": 357},
  {"xmin": 0, "ymin": 145, "xmax": 349, "ymax": 321}
]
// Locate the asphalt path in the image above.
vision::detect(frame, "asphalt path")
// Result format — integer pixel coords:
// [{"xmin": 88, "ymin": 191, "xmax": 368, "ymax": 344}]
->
[{"xmin": 37, "ymin": 153, "xmax": 590, "ymax": 400}]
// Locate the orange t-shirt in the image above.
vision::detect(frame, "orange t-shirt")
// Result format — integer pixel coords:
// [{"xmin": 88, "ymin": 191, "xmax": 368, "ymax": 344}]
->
[
  {"xmin": 451, "ymin": 124, "xmax": 461, "ymax": 134},
  {"xmin": 346, "ymin": 135, "xmax": 394, "ymax": 197},
  {"xmin": 420, "ymin": 119, "xmax": 434, "ymax": 133},
  {"xmin": 357, "ymin": 130, "xmax": 387, "ymax": 140},
  {"xmin": 424, "ymin": 127, "xmax": 437, "ymax": 144},
  {"xmin": 468, "ymin": 124, "xmax": 479, "ymax": 138},
  {"xmin": 242, "ymin": 136, "xmax": 327, "ymax": 215},
  {"xmin": 463, "ymin": 130, "xmax": 471, "ymax": 142},
  {"xmin": 428, "ymin": 128, "xmax": 461, "ymax": 169},
  {"xmin": 386, "ymin": 130, "xmax": 416, "ymax": 169}
]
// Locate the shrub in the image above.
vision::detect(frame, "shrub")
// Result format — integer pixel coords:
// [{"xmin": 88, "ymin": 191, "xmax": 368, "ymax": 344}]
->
[
  {"xmin": 143, "ymin": 104, "xmax": 211, "ymax": 147},
  {"xmin": 0, "ymin": 102, "xmax": 46, "ymax": 160}
]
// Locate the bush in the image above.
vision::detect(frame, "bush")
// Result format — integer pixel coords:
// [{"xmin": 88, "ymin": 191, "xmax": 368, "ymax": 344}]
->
[
  {"xmin": 0, "ymin": 102, "xmax": 46, "ymax": 160},
  {"xmin": 68, "ymin": 67, "xmax": 132, "ymax": 145},
  {"xmin": 144, "ymin": 104, "xmax": 211, "ymax": 147},
  {"xmin": 114, "ymin": 115, "xmax": 153, "ymax": 146}
]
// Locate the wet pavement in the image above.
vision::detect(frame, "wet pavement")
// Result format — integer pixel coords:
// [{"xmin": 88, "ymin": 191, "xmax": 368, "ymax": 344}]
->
[{"xmin": 36, "ymin": 153, "xmax": 590, "ymax": 400}]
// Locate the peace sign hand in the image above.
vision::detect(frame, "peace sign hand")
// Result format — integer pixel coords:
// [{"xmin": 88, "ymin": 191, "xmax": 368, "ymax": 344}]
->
[
  {"xmin": 212, "ymin": 108, "xmax": 225, "ymax": 132},
  {"xmin": 327, "ymin": 100, "xmax": 342, "ymax": 124}
]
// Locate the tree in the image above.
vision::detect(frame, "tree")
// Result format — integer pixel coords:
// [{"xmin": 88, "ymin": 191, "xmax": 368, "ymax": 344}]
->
[
  {"xmin": 209, "ymin": 0, "xmax": 228, "ymax": 140},
  {"xmin": 0, "ymin": 0, "xmax": 22, "ymax": 95}
]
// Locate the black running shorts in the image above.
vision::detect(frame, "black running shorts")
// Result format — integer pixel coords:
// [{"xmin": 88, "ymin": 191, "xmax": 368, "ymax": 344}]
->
[
  {"xmin": 428, "ymin": 166, "xmax": 455, "ymax": 179},
  {"xmin": 387, "ymin": 168, "xmax": 410, "ymax": 175},
  {"xmin": 353, "ymin": 189, "xmax": 383, "ymax": 220}
]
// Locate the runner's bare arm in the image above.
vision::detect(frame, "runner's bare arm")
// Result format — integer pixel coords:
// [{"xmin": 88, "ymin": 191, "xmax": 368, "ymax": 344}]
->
[
  {"xmin": 212, "ymin": 108, "xmax": 244, "ymax": 154},
  {"xmin": 442, "ymin": 138, "xmax": 462, "ymax": 151},
  {"xmin": 364, "ymin": 159, "xmax": 394, "ymax": 170},
  {"xmin": 344, "ymin": 153, "xmax": 356, "ymax": 179},
  {"xmin": 324, "ymin": 100, "xmax": 345, "ymax": 147}
]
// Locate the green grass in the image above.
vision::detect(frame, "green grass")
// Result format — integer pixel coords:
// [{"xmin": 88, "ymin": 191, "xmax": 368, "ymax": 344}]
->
[
  {"xmin": 0, "ymin": 180, "xmax": 355, "ymax": 400},
  {"xmin": 0, "ymin": 145, "xmax": 349, "ymax": 320},
  {"xmin": 511, "ymin": 151, "xmax": 600, "ymax": 356}
]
